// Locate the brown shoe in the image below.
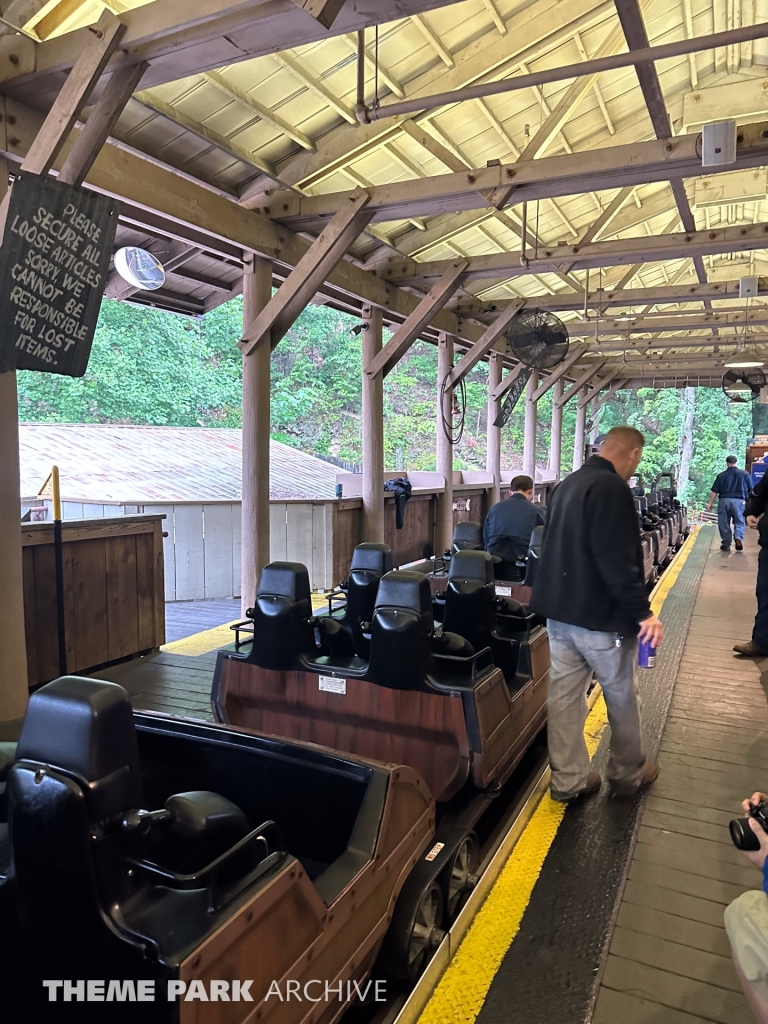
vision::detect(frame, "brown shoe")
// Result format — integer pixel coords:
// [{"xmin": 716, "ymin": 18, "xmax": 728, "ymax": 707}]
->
[
  {"xmin": 734, "ymin": 640, "xmax": 768, "ymax": 656},
  {"xmin": 551, "ymin": 771, "xmax": 602, "ymax": 803},
  {"xmin": 609, "ymin": 760, "xmax": 659, "ymax": 799},
  {"xmin": 735, "ymin": 539, "xmax": 744, "ymax": 551}
]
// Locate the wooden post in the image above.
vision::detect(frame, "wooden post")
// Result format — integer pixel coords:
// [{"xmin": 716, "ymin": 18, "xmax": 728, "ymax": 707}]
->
[
  {"xmin": 436, "ymin": 332, "xmax": 454, "ymax": 554},
  {"xmin": 523, "ymin": 372, "xmax": 538, "ymax": 479},
  {"xmin": 362, "ymin": 304, "xmax": 384, "ymax": 542},
  {"xmin": 487, "ymin": 351, "xmax": 503, "ymax": 506},
  {"xmin": 0, "ymin": 369, "xmax": 28, "ymax": 723},
  {"xmin": 241, "ymin": 255, "xmax": 272, "ymax": 616},
  {"xmin": 573, "ymin": 398, "xmax": 587, "ymax": 471},
  {"xmin": 549, "ymin": 378, "xmax": 563, "ymax": 481},
  {"xmin": 0, "ymin": 155, "xmax": 27, "ymax": 723}
]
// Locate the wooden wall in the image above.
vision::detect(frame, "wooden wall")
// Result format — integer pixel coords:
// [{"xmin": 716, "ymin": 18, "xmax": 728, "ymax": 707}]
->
[{"xmin": 21, "ymin": 515, "xmax": 165, "ymax": 688}]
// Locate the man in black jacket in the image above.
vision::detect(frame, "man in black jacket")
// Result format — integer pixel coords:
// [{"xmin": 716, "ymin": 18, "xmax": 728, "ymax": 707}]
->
[
  {"xmin": 530, "ymin": 426, "xmax": 664, "ymax": 802},
  {"xmin": 734, "ymin": 473, "xmax": 768, "ymax": 656}
]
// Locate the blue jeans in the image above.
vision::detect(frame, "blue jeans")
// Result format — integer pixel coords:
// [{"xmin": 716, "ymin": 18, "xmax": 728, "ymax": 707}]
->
[
  {"xmin": 753, "ymin": 545, "xmax": 768, "ymax": 648},
  {"xmin": 718, "ymin": 497, "xmax": 746, "ymax": 547},
  {"xmin": 547, "ymin": 620, "xmax": 645, "ymax": 797}
]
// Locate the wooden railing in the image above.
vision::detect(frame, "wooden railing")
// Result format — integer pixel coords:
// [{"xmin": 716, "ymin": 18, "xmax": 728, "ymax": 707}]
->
[{"xmin": 21, "ymin": 514, "xmax": 165, "ymax": 687}]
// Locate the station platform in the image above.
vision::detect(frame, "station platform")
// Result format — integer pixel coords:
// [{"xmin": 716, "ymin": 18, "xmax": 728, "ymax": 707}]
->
[
  {"xmin": 86, "ymin": 523, "xmax": 766, "ymax": 1024},
  {"xmin": 412, "ymin": 523, "xmax": 763, "ymax": 1024}
]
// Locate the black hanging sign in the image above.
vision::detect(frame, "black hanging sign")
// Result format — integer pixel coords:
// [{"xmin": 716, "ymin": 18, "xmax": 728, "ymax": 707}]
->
[
  {"xmin": 0, "ymin": 171, "xmax": 119, "ymax": 376},
  {"xmin": 494, "ymin": 368, "xmax": 531, "ymax": 427}
]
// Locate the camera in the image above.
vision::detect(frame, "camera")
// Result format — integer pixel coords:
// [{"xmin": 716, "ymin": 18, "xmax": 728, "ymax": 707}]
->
[{"xmin": 730, "ymin": 801, "xmax": 768, "ymax": 850}]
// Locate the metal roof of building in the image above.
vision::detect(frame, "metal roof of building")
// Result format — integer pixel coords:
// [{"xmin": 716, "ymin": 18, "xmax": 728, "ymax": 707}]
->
[{"xmin": 18, "ymin": 423, "xmax": 339, "ymax": 502}]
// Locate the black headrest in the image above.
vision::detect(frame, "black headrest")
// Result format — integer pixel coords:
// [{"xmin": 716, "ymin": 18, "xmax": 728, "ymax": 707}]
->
[
  {"xmin": 257, "ymin": 561, "xmax": 311, "ymax": 603},
  {"xmin": 449, "ymin": 549, "xmax": 494, "ymax": 584},
  {"xmin": 453, "ymin": 521, "xmax": 482, "ymax": 545},
  {"xmin": 350, "ymin": 543, "xmax": 393, "ymax": 575},
  {"xmin": 374, "ymin": 571, "xmax": 432, "ymax": 618},
  {"xmin": 529, "ymin": 525, "xmax": 544, "ymax": 550},
  {"xmin": 16, "ymin": 676, "xmax": 142, "ymax": 820}
]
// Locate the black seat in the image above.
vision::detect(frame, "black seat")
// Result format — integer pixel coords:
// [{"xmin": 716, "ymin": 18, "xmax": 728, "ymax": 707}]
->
[
  {"xmin": 523, "ymin": 525, "xmax": 544, "ymax": 587},
  {"xmin": 330, "ymin": 543, "xmax": 393, "ymax": 658},
  {"xmin": 15, "ymin": 675, "xmax": 144, "ymax": 820},
  {"xmin": 247, "ymin": 561, "xmax": 316, "ymax": 670},
  {"xmin": 452, "ymin": 521, "xmax": 483, "ymax": 553},
  {"xmin": 12, "ymin": 677, "xmax": 253, "ymax": 873},
  {"xmin": 366, "ymin": 571, "xmax": 476, "ymax": 692},
  {"xmin": 442, "ymin": 550, "xmax": 496, "ymax": 652}
]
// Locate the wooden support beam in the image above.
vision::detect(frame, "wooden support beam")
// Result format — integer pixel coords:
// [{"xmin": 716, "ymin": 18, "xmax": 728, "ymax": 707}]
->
[
  {"xmin": 364, "ymin": 260, "xmax": 467, "ymax": 378},
  {"xmin": 492, "ymin": 362, "xmax": 526, "ymax": 402},
  {"xmin": 530, "ymin": 345, "xmax": 585, "ymax": 402},
  {"xmin": 290, "ymin": 0, "xmax": 346, "ymax": 29},
  {"xmin": 436, "ymin": 332, "xmax": 454, "ymax": 554},
  {"xmin": 573, "ymin": 400, "xmax": 587, "ymax": 470},
  {"xmin": 556, "ymin": 362, "xmax": 606, "ymax": 407},
  {"xmin": 549, "ymin": 378, "xmax": 564, "ymax": 481},
  {"xmin": 263, "ymin": 122, "xmax": 768, "ymax": 229},
  {"xmin": 0, "ymin": 156, "xmax": 27, "ymax": 723},
  {"xmin": 19, "ymin": 14, "xmax": 125, "ymax": 177},
  {"xmin": 523, "ymin": 372, "xmax": 538, "ymax": 479},
  {"xmin": 240, "ymin": 188, "xmax": 373, "ymax": 355},
  {"xmin": 241, "ymin": 256, "xmax": 272, "ymax": 614},
  {"xmin": 487, "ymin": 351, "xmax": 503, "ymax": 505},
  {"xmin": 386, "ymin": 219, "xmax": 768, "ymax": 286},
  {"xmin": 362, "ymin": 305, "xmax": 385, "ymax": 542},
  {"xmin": 59, "ymin": 60, "xmax": 148, "ymax": 185},
  {"xmin": 590, "ymin": 377, "xmax": 626, "ymax": 414},
  {"xmin": 578, "ymin": 367, "xmax": 620, "ymax": 408},
  {"xmin": 445, "ymin": 299, "xmax": 525, "ymax": 388}
]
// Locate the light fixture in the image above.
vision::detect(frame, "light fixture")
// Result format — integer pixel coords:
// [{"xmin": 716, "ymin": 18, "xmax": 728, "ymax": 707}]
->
[
  {"xmin": 113, "ymin": 247, "xmax": 165, "ymax": 291},
  {"xmin": 723, "ymin": 358, "xmax": 765, "ymax": 368}
]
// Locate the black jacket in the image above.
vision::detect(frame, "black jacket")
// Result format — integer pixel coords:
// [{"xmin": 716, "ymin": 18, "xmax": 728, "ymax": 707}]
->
[
  {"xmin": 483, "ymin": 493, "xmax": 545, "ymax": 565},
  {"xmin": 746, "ymin": 474, "xmax": 768, "ymax": 546},
  {"xmin": 529, "ymin": 455, "xmax": 651, "ymax": 634}
]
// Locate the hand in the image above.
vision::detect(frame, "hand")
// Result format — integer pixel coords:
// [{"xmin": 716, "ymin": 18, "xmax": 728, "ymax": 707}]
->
[
  {"xmin": 742, "ymin": 793, "xmax": 768, "ymax": 814},
  {"xmin": 748, "ymin": 515, "xmax": 760, "ymax": 530},
  {"xmin": 705, "ymin": 504, "xmax": 712, "ymax": 512},
  {"xmin": 638, "ymin": 614, "xmax": 664, "ymax": 648},
  {"xmin": 742, "ymin": 817, "xmax": 768, "ymax": 870}
]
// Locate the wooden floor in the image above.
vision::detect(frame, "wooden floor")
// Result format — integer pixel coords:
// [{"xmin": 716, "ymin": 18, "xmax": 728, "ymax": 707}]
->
[
  {"xmin": 92, "ymin": 650, "xmax": 217, "ymax": 721},
  {"xmin": 164, "ymin": 598, "xmax": 241, "ymax": 643},
  {"xmin": 594, "ymin": 528, "xmax": 768, "ymax": 1024}
]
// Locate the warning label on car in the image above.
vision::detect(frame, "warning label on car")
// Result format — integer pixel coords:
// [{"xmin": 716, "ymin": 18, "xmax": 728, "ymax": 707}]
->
[
  {"xmin": 319, "ymin": 676, "xmax": 346, "ymax": 694},
  {"xmin": 424, "ymin": 842, "xmax": 445, "ymax": 862},
  {"xmin": 495, "ymin": 585, "xmax": 512, "ymax": 597}
]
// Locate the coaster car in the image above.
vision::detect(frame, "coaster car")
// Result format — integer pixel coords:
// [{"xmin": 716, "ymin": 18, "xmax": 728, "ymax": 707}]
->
[
  {"xmin": 0, "ymin": 676, "xmax": 442, "ymax": 1021},
  {"xmin": 213, "ymin": 557, "xmax": 548, "ymax": 813}
]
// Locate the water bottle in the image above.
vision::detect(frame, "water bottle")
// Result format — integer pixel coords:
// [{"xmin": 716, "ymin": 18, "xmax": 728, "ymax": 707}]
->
[{"xmin": 638, "ymin": 636, "xmax": 656, "ymax": 669}]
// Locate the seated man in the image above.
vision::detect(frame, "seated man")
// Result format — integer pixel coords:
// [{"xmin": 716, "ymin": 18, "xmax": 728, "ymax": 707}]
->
[
  {"xmin": 483, "ymin": 474, "xmax": 544, "ymax": 580},
  {"xmin": 725, "ymin": 789, "xmax": 768, "ymax": 1022}
]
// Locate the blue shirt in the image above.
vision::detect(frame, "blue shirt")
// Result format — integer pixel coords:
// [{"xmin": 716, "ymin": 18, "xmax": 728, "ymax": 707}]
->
[
  {"xmin": 483, "ymin": 493, "xmax": 544, "ymax": 565},
  {"xmin": 711, "ymin": 466, "xmax": 752, "ymax": 500}
]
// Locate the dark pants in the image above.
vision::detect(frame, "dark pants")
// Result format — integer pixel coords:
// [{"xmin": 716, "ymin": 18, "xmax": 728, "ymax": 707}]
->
[
  {"xmin": 753, "ymin": 545, "xmax": 768, "ymax": 648},
  {"xmin": 718, "ymin": 498, "xmax": 746, "ymax": 547}
]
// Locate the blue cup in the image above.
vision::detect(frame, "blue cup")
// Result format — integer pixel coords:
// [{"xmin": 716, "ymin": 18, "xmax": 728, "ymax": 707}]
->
[{"xmin": 638, "ymin": 637, "xmax": 656, "ymax": 669}]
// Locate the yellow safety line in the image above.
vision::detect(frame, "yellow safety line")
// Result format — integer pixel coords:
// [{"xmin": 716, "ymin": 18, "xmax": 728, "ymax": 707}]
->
[
  {"xmin": 162, "ymin": 593, "xmax": 331, "ymax": 657},
  {"xmin": 416, "ymin": 526, "xmax": 702, "ymax": 1024},
  {"xmin": 162, "ymin": 621, "xmax": 240, "ymax": 657}
]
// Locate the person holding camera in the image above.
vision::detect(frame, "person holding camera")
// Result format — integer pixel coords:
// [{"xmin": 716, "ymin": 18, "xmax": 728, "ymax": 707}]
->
[{"xmin": 725, "ymin": 793, "xmax": 768, "ymax": 1021}]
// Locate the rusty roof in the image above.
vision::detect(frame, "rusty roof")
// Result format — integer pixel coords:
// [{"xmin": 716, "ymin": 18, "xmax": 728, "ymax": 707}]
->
[{"xmin": 19, "ymin": 423, "xmax": 339, "ymax": 502}]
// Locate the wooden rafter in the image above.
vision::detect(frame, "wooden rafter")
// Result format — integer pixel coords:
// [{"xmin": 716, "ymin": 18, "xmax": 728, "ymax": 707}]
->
[
  {"xmin": 364, "ymin": 260, "xmax": 468, "ymax": 378},
  {"xmin": 240, "ymin": 188, "xmax": 374, "ymax": 354}
]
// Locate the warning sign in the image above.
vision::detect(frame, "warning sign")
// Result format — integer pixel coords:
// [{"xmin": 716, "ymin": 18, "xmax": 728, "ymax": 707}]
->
[{"xmin": 0, "ymin": 171, "xmax": 119, "ymax": 376}]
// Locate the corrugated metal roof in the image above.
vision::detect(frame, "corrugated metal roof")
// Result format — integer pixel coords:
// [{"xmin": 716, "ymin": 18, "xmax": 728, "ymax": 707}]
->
[{"xmin": 18, "ymin": 423, "xmax": 338, "ymax": 502}]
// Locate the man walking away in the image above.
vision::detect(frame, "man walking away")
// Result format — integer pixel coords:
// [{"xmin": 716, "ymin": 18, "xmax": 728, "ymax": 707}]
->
[
  {"xmin": 706, "ymin": 455, "xmax": 752, "ymax": 552},
  {"xmin": 734, "ymin": 471, "xmax": 768, "ymax": 657},
  {"xmin": 530, "ymin": 426, "xmax": 664, "ymax": 802},
  {"xmin": 483, "ymin": 474, "xmax": 544, "ymax": 580}
]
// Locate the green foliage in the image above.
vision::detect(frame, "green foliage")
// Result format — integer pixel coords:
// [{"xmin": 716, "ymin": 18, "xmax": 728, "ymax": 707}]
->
[{"xmin": 16, "ymin": 295, "xmax": 752, "ymax": 503}]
